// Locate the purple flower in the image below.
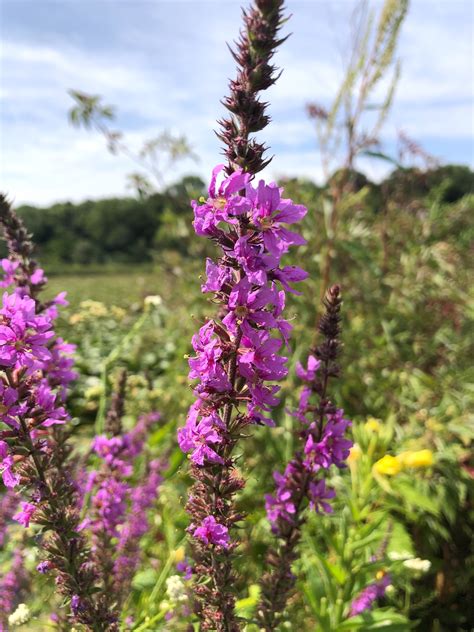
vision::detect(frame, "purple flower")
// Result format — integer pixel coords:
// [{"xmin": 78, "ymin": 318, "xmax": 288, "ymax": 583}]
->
[
  {"xmin": 71, "ymin": 595, "xmax": 82, "ymax": 616},
  {"xmin": 13, "ymin": 501, "xmax": 36, "ymax": 527},
  {"xmin": 201, "ymin": 259, "xmax": 232, "ymax": 293},
  {"xmin": 178, "ymin": 405, "xmax": 225, "ymax": 466},
  {"xmin": 308, "ymin": 479, "xmax": 336, "ymax": 514},
  {"xmin": 176, "ymin": 560, "xmax": 193, "ymax": 580},
  {"xmin": 193, "ymin": 165, "xmax": 251, "ymax": 236},
  {"xmin": 231, "ymin": 235, "xmax": 277, "ymax": 286},
  {"xmin": 37, "ymin": 561, "xmax": 52, "ymax": 574},
  {"xmin": 238, "ymin": 330, "xmax": 287, "ymax": 382},
  {"xmin": 272, "ymin": 265, "xmax": 308, "ymax": 294},
  {"xmin": 192, "ymin": 515, "xmax": 230, "ymax": 548},
  {"xmin": 179, "ymin": 165, "xmax": 308, "ymax": 624},
  {"xmin": 223, "ymin": 278, "xmax": 277, "ymax": 335},
  {"xmin": 0, "ymin": 259, "xmax": 19, "ymax": 287},
  {"xmin": 265, "ymin": 471, "xmax": 296, "ymax": 528},
  {"xmin": 295, "ymin": 355, "xmax": 321, "ymax": 382},
  {"xmin": 0, "ymin": 292, "xmax": 53, "ymax": 372},
  {"xmin": 0, "ymin": 440, "xmax": 20, "ymax": 488},
  {"xmin": 188, "ymin": 322, "xmax": 231, "ymax": 393},
  {"xmin": 349, "ymin": 574, "xmax": 391, "ymax": 616},
  {"xmin": 34, "ymin": 382, "xmax": 68, "ymax": 427},
  {"xmin": 248, "ymin": 180, "xmax": 307, "ymax": 256}
]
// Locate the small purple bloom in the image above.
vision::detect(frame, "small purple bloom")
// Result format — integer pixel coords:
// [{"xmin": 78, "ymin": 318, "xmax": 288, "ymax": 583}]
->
[
  {"xmin": 193, "ymin": 515, "xmax": 230, "ymax": 548},
  {"xmin": 349, "ymin": 574, "xmax": 391, "ymax": 616},
  {"xmin": 13, "ymin": 501, "xmax": 36, "ymax": 527}
]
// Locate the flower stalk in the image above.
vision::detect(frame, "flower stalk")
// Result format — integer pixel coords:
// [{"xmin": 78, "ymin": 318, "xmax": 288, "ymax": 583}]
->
[
  {"xmin": 0, "ymin": 194, "xmax": 115, "ymax": 631},
  {"xmin": 177, "ymin": 3, "xmax": 314, "ymax": 630},
  {"xmin": 257, "ymin": 285, "xmax": 352, "ymax": 630}
]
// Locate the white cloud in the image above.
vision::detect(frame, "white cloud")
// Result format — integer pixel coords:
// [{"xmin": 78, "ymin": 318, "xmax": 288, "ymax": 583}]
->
[{"xmin": 0, "ymin": 0, "xmax": 472, "ymax": 205}]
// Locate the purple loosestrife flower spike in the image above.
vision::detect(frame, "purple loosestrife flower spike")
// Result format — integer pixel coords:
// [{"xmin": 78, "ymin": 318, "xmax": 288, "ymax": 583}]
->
[
  {"xmin": 85, "ymin": 408, "xmax": 165, "ymax": 614},
  {"xmin": 217, "ymin": 0, "xmax": 288, "ymax": 175},
  {"xmin": 257, "ymin": 285, "xmax": 352, "ymax": 630},
  {"xmin": 177, "ymin": 3, "xmax": 312, "ymax": 630},
  {"xmin": 0, "ymin": 194, "xmax": 116, "ymax": 631}
]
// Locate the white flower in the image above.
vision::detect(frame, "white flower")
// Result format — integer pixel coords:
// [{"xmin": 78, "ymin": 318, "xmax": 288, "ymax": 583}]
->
[
  {"xmin": 403, "ymin": 557, "xmax": 431, "ymax": 573},
  {"xmin": 144, "ymin": 295, "xmax": 163, "ymax": 308},
  {"xmin": 165, "ymin": 575, "xmax": 188, "ymax": 603},
  {"xmin": 388, "ymin": 550, "xmax": 413, "ymax": 561},
  {"xmin": 8, "ymin": 603, "xmax": 30, "ymax": 626}
]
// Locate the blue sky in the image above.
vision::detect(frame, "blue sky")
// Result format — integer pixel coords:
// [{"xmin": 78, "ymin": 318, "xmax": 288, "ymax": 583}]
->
[{"xmin": 1, "ymin": 0, "xmax": 473, "ymax": 205}]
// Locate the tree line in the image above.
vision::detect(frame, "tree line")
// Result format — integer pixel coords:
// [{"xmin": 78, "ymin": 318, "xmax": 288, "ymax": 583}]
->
[{"xmin": 7, "ymin": 165, "xmax": 472, "ymax": 266}]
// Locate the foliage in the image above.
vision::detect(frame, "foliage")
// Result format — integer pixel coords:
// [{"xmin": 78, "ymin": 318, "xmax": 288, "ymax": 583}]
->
[{"xmin": 2, "ymin": 172, "xmax": 469, "ymax": 630}]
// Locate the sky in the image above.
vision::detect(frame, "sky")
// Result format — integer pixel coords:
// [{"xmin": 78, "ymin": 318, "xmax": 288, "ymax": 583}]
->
[{"xmin": 0, "ymin": 0, "xmax": 473, "ymax": 206}]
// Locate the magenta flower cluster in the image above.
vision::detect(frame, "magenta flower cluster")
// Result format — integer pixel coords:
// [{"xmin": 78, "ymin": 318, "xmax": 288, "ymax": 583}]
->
[
  {"xmin": 265, "ymin": 354, "xmax": 352, "ymax": 534},
  {"xmin": 178, "ymin": 165, "xmax": 307, "ymax": 547},
  {"xmin": 0, "ymin": 267, "xmax": 75, "ymax": 501},
  {"xmin": 83, "ymin": 412, "xmax": 165, "ymax": 602},
  {"xmin": 349, "ymin": 573, "xmax": 391, "ymax": 616}
]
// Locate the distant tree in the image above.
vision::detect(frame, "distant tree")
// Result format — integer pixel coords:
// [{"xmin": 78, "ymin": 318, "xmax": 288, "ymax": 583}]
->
[
  {"xmin": 68, "ymin": 90, "xmax": 198, "ymax": 197},
  {"xmin": 8, "ymin": 175, "xmax": 206, "ymax": 265}
]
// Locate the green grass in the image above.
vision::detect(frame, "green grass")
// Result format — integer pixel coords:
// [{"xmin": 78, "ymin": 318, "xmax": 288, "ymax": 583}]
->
[{"xmin": 44, "ymin": 259, "xmax": 202, "ymax": 311}]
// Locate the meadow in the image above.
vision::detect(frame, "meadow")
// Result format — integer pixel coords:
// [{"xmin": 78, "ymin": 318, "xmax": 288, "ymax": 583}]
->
[{"xmin": 13, "ymin": 172, "xmax": 469, "ymax": 631}]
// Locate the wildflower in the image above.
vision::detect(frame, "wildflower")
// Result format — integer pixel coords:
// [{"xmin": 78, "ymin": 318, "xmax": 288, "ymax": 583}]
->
[
  {"xmin": 8, "ymin": 603, "xmax": 30, "ymax": 626},
  {"xmin": 388, "ymin": 551, "xmax": 413, "ymax": 561},
  {"xmin": 373, "ymin": 454, "xmax": 402, "ymax": 476},
  {"xmin": 248, "ymin": 180, "xmax": 307, "ymax": 256},
  {"xmin": 258, "ymin": 286, "xmax": 351, "ymax": 629},
  {"xmin": 176, "ymin": 559, "xmax": 193, "ymax": 581},
  {"xmin": 0, "ymin": 440, "xmax": 20, "ymax": 488},
  {"xmin": 178, "ymin": 409, "xmax": 225, "ymax": 466},
  {"xmin": 193, "ymin": 516, "xmax": 230, "ymax": 548},
  {"xmin": 165, "ymin": 575, "xmax": 188, "ymax": 603},
  {"xmin": 36, "ymin": 561, "xmax": 52, "ymax": 574},
  {"xmin": 0, "ymin": 194, "xmax": 116, "ymax": 630},
  {"xmin": 349, "ymin": 573, "xmax": 391, "ymax": 617},
  {"xmin": 85, "ymin": 395, "xmax": 165, "ymax": 615},
  {"xmin": 398, "ymin": 449, "xmax": 434, "ymax": 468},
  {"xmin": 365, "ymin": 417, "xmax": 381, "ymax": 432},
  {"xmin": 178, "ymin": 3, "xmax": 304, "ymax": 629},
  {"xmin": 402, "ymin": 557, "xmax": 431, "ymax": 573},
  {"xmin": 348, "ymin": 443, "xmax": 362, "ymax": 464},
  {"xmin": 144, "ymin": 294, "xmax": 162, "ymax": 308},
  {"xmin": 13, "ymin": 502, "xmax": 36, "ymax": 527},
  {"xmin": 0, "ymin": 490, "xmax": 18, "ymax": 546}
]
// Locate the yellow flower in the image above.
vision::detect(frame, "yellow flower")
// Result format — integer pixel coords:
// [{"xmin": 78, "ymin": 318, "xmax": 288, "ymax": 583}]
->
[
  {"xmin": 373, "ymin": 455, "xmax": 402, "ymax": 476},
  {"xmin": 111, "ymin": 306, "xmax": 127, "ymax": 320},
  {"xmin": 348, "ymin": 444, "xmax": 362, "ymax": 463},
  {"xmin": 69, "ymin": 313, "xmax": 84, "ymax": 325},
  {"xmin": 398, "ymin": 449, "xmax": 434, "ymax": 468},
  {"xmin": 79, "ymin": 300, "xmax": 108, "ymax": 317},
  {"xmin": 174, "ymin": 546, "xmax": 185, "ymax": 563},
  {"xmin": 365, "ymin": 417, "xmax": 381, "ymax": 433}
]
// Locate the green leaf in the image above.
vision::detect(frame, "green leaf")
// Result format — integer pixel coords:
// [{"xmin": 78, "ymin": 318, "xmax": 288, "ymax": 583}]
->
[{"xmin": 335, "ymin": 608, "xmax": 415, "ymax": 630}]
